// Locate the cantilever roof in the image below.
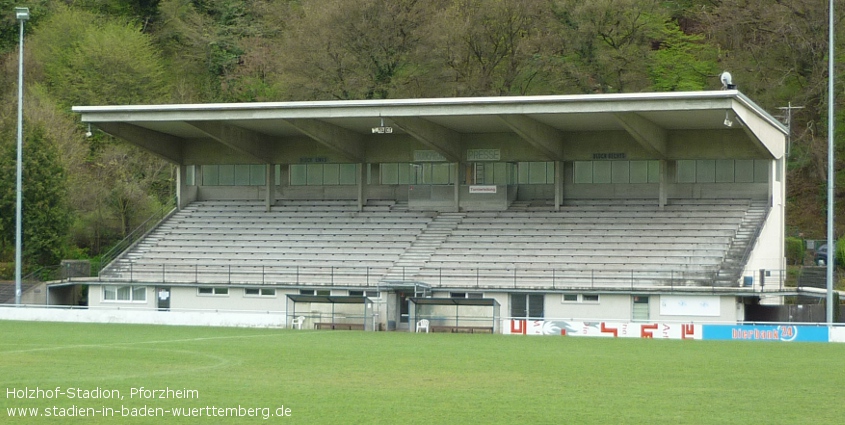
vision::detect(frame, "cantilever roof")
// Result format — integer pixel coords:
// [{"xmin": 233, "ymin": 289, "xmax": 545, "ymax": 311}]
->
[{"xmin": 73, "ymin": 90, "xmax": 787, "ymax": 164}]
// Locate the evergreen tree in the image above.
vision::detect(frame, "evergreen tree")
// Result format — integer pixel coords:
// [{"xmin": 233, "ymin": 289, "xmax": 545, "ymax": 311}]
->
[{"xmin": 0, "ymin": 124, "xmax": 72, "ymax": 268}]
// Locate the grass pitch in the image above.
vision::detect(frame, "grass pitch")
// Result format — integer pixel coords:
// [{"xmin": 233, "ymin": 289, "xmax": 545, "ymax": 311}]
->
[{"xmin": 1, "ymin": 321, "xmax": 843, "ymax": 424}]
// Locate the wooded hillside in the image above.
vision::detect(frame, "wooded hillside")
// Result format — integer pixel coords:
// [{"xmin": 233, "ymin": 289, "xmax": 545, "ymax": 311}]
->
[{"xmin": 0, "ymin": 0, "xmax": 843, "ymax": 272}]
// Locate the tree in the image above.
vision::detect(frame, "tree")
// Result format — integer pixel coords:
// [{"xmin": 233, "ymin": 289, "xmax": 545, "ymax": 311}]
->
[
  {"xmin": 29, "ymin": 5, "xmax": 170, "ymax": 107},
  {"xmin": 431, "ymin": 0, "xmax": 553, "ymax": 96},
  {"xmin": 0, "ymin": 123, "xmax": 72, "ymax": 268},
  {"xmin": 277, "ymin": 0, "xmax": 436, "ymax": 100}
]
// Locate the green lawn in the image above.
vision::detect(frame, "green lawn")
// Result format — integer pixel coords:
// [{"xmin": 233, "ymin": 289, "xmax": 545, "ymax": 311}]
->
[{"xmin": 1, "ymin": 321, "xmax": 843, "ymax": 424}]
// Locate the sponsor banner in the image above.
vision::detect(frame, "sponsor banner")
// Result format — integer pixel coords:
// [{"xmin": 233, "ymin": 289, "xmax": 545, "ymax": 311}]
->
[
  {"xmin": 505, "ymin": 320, "xmax": 699, "ymax": 340},
  {"xmin": 701, "ymin": 325, "xmax": 829, "ymax": 342}
]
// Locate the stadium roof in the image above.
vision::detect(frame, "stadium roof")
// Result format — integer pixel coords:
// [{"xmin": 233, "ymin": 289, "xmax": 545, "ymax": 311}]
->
[{"xmin": 73, "ymin": 90, "xmax": 787, "ymax": 164}]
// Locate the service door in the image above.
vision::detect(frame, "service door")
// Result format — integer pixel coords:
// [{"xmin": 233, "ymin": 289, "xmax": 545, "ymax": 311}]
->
[{"xmin": 157, "ymin": 287, "xmax": 171, "ymax": 311}]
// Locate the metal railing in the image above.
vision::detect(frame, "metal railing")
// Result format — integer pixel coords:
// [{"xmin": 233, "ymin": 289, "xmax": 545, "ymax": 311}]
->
[{"xmin": 96, "ymin": 262, "xmax": 760, "ymax": 291}]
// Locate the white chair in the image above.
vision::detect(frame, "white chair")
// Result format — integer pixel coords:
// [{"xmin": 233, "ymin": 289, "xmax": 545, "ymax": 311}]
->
[
  {"xmin": 293, "ymin": 316, "xmax": 305, "ymax": 330},
  {"xmin": 416, "ymin": 319, "xmax": 430, "ymax": 333}
]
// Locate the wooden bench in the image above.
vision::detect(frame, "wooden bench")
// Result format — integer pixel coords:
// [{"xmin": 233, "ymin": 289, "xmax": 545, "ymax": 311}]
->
[
  {"xmin": 314, "ymin": 322, "xmax": 365, "ymax": 331},
  {"xmin": 430, "ymin": 325, "xmax": 493, "ymax": 334}
]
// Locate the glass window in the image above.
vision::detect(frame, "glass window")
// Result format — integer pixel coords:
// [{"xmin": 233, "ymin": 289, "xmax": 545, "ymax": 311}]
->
[
  {"xmin": 562, "ymin": 294, "xmax": 578, "ymax": 302},
  {"xmin": 511, "ymin": 294, "xmax": 544, "ymax": 318},
  {"xmin": 339, "ymin": 164, "xmax": 357, "ymax": 185},
  {"xmin": 573, "ymin": 161, "xmax": 592, "ymax": 183},
  {"xmin": 132, "ymin": 286, "xmax": 146, "ymax": 301},
  {"xmin": 306, "ymin": 164, "xmax": 323, "ymax": 185},
  {"xmin": 611, "ymin": 161, "xmax": 630, "ymax": 183},
  {"xmin": 754, "ymin": 160, "xmax": 769, "ymax": 183},
  {"xmin": 202, "ymin": 165, "xmax": 219, "ymax": 186},
  {"xmin": 218, "ymin": 165, "xmax": 235, "ymax": 185},
  {"xmin": 245, "ymin": 288, "xmax": 275, "ymax": 296},
  {"xmin": 431, "ymin": 163, "xmax": 452, "ymax": 184},
  {"xmin": 198, "ymin": 287, "xmax": 228, "ymax": 295},
  {"xmin": 677, "ymin": 160, "xmax": 696, "ymax": 183},
  {"xmin": 323, "ymin": 164, "xmax": 340, "ymax": 185},
  {"xmin": 629, "ymin": 161, "xmax": 649, "ymax": 183},
  {"xmin": 529, "ymin": 162, "xmax": 547, "ymax": 184},
  {"xmin": 250, "ymin": 165, "xmax": 266, "ymax": 186},
  {"xmin": 117, "ymin": 286, "xmax": 131, "ymax": 301},
  {"xmin": 715, "ymin": 160, "xmax": 734, "ymax": 183},
  {"xmin": 647, "ymin": 160, "xmax": 660, "ymax": 183},
  {"xmin": 290, "ymin": 164, "xmax": 307, "ymax": 186},
  {"xmin": 695, "ymin": 160, "xmax": 715, "ymax": 183},
  {"xmin": 234, "ymin": 165, "xmax": 251, "ymax": 185},
  {"xmin": 593, "ymin": 161, "xmax": 611, "ymax": 183},
  {"xmin": 735, "ymin": 160, "xmax": 754, "ymax": 183},
  {"xmin": 186, "ymin": 165, "xmax": 196, "ymax": 186},
  {"xmin": 103, "ymin": 285, "xmax": 145, "ymax": 302},
  {"xmin": 633, "ymin": 295, "xmax": 650, "ymax": 321},
  {"xmin": 381, "ymin": 163, "xmax": 399, "ymax": 185},
  {"xmin": 582, "ymin": 294, "xmax": 599, "ymax": 303}
]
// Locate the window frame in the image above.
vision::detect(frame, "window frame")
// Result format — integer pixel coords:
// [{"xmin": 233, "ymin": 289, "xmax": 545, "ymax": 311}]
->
[
  {"xmin": 102, "ymin": 285, "xmax": 146, "ymax": 303},
  {"xmin": 198, "ymin": 287, "xmax": 229, "ymax": 296}
]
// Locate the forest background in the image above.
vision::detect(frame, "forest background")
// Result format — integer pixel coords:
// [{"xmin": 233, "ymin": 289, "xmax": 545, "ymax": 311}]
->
[{"xmin": 0, "ymin": 0, "xmax": 843, "ymax": 275}]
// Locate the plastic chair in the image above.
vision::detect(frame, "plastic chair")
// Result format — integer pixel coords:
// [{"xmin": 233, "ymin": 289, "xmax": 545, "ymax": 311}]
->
[
  {"xmin": 416, "ymin": 319, "xmax": 430, "ymax": 333},
  {"xmin": 293, "ymin": 316, "xmax": 305, "ymax": 330}
]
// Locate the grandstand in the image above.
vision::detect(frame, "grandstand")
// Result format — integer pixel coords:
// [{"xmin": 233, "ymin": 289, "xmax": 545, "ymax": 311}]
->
[{"xmin": 66, "ymin": 91, "xmax": 788, "ymax": 330}]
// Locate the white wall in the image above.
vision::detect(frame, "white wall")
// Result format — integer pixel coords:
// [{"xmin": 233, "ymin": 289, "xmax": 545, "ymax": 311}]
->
[{"xmin": 0, "ymin": 305, "xmax": 286, "ymax": 328}]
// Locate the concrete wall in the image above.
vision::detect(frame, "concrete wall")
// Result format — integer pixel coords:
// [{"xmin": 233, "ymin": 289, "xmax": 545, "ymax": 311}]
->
[{"xmin": 0, "ymin": 305, "xmax": 286, "ymax": 328}]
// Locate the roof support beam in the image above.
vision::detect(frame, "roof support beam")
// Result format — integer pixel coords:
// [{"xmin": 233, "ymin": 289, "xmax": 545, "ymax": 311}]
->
[
  {"xmin": 95, "ymin": 122, "xmax": 184, "ymax": 163},
  {"xmin": 497, "ymin": 115, "xmax": 564, "ymax": 160},
  {"xmin": 390, "ymin": 117, "xmax": 462, "ymax": 163},
  {"xmin": 613, "ymin": 112, "xmax": 667, "ymax": 159},
  {"xmin": 283, "ymin": 119, "xmax": 364, "ymax": 162},
  {"xmin": 185, "ymin": 121, "xmax": 273, "ymax": 164}
]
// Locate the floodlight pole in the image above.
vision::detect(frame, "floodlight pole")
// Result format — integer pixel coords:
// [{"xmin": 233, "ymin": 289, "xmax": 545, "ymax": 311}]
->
[
  {"xmin": 826, "ymin": 0, "xmax": 835, "ymax": 326},
  {"xmin": 14, "ymin": 7, "xmax": 29, "ymax": 306}
]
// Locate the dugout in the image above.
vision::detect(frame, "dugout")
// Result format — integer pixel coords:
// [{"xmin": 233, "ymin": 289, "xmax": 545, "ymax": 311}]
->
[
  {"xmin": 409, "ymin": 297, "xmax": 500, "ymax": 334},
  {"xmin": 286, "ymin": 294, "xmax": 375, "ymax": 330}
]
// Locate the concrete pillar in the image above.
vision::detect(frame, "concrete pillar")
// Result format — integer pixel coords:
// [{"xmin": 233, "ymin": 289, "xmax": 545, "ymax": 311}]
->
[
  {"xmin": 357, "ymin": 163, "xmax": 367, "ymax": 212},
  {"xmin": 554, "ymin": 160, "xmax": 563, "ymax": 211},
  {"xmin": 658, "ymin": 159, "xmax": 668, "ymax": 208},
  {"xmin": 453, "ymin": 162, "xmax": 460, "ymax": 212},
  {"xmin": 265, "ymin": 164, "xmax": 275, "ymax": 212}
]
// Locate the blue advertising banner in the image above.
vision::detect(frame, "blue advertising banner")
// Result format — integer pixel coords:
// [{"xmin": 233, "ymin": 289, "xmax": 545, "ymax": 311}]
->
[{"xmin": 702, "ymin": 324, "xmax": 829, "ymax": 342}]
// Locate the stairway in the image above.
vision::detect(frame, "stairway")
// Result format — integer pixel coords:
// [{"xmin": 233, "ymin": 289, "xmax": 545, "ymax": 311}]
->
[
  {"xmin": 381, "ymin": 212, "xmax": 466, "ymax": 286},
  {"xmin": 713, "ymin": 201, "xmax": 769, "ymax": 286}
]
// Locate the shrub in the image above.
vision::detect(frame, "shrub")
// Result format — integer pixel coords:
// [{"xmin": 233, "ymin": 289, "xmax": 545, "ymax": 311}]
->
[{"xmin": 784, "ymin": 237, "xmax": 804, "ymax": 265}]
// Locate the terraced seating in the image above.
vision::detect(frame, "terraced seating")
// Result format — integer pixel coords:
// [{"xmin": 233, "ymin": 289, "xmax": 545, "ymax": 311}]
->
[
  {"xmin": 411, "ymin": 199, "xmax": 764, "ymax": 288},
  {"xmin": 99, "ymin": 198, "xmax": 767, "ymax": 290},
  {"xmin": 100, "ymin": 200, "xmax": 433, "ymax": 286}
]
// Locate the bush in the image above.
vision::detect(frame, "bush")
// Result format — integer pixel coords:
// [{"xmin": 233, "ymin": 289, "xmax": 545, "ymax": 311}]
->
[
  {"xmin": 784, "ymin": 237, "xmax": 804, "ymax": 265},
  {"xmin": 836, "ymin": 238, "xmax": 845, "ymax": 269}
]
